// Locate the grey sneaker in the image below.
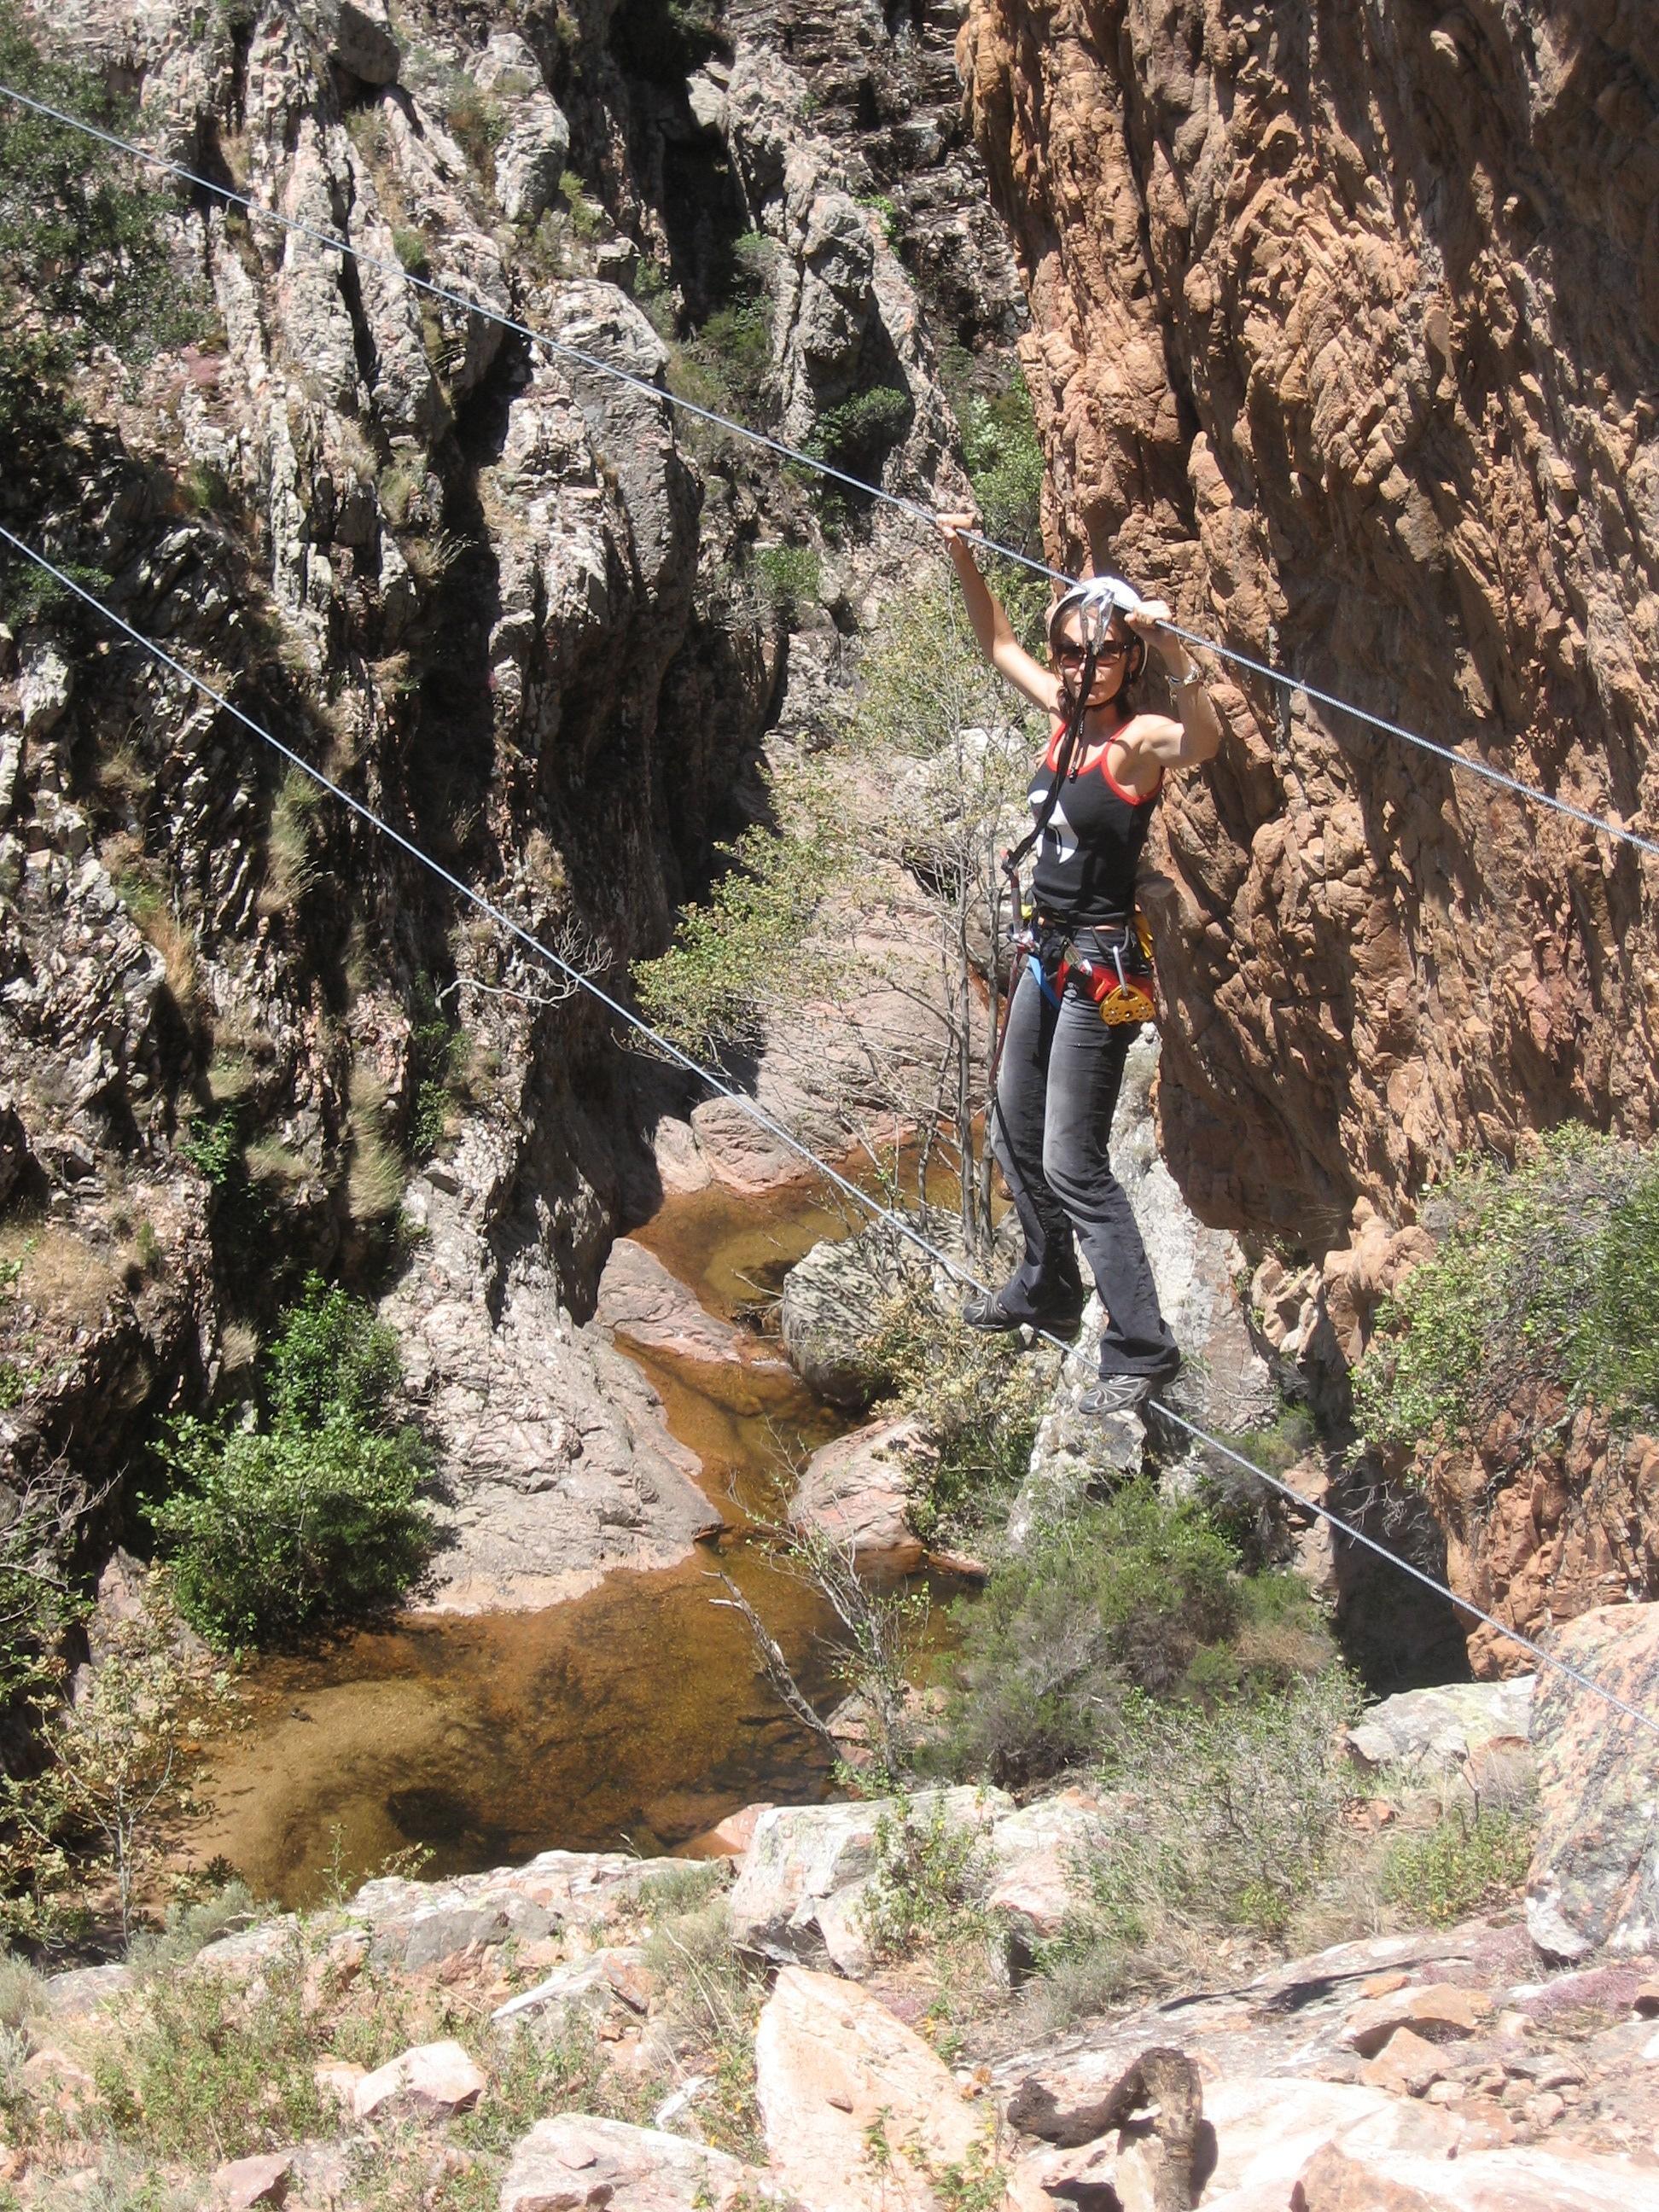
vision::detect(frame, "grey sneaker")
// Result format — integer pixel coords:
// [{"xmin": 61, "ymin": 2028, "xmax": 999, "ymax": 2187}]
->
[
  {"xmin": 961, "ymin": 1290, "xmax": 1024, "ymax": 1332},
  {"xmin": 1078, "ymin": 1373, "xmax": 1155, "ymax": 1418},
  {"xmin": 962, "ymin": 1290, "xmax": 1086, "ymax": 1336},
  {"xmin": 1080, "ymin": 1354, "xmax": 1181, "ymax": 1419}
]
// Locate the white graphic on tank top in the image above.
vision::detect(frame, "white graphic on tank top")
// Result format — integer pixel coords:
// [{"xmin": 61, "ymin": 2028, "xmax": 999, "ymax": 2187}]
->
[{"xmin": 1029, "ymin": 780, "xmax": 1079, "ymax": 868}]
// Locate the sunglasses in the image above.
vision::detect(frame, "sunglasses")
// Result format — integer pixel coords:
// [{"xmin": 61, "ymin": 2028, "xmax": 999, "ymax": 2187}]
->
[{"xmin": 1054, "ymin": 639, "xmax": 1130, "ymax": 666}]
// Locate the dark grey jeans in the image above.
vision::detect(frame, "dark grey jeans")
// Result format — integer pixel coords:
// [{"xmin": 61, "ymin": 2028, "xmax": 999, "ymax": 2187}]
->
[{"xmin": 989, "ymin": 954, "xmax": 1179, "ymax": 1379}]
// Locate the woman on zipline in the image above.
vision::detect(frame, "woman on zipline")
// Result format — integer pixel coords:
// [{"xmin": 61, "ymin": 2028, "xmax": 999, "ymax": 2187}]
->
[{"xmin": 936, "ymin": 513, "xmax": 1224, "ymax": 1417}]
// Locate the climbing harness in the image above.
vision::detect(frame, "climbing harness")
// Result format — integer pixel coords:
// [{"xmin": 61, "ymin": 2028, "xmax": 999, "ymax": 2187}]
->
[
  {"xmin": 7, "ymin": 77, "xmax": 1658, "ymax": 863},
  {"xmin": 1055, "ymin": 917, "xmax": 1158, "ymax": 1027},
  {"xmin": 5, "ymin": 521, "xmax": 1658, "ymax": 1744}
]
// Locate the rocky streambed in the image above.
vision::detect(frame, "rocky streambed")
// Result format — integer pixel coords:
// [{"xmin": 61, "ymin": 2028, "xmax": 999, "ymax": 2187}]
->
[{"xmin": 176, "ymin": 1155, "xmax": 946, "ymax": 1904}]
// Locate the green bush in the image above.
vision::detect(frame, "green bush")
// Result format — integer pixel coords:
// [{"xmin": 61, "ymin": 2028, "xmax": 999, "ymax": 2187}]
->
[
  {"xmin": 750, "ymin": 543, "xmax": 821, "ymax": 617},
  {"xmin": 634, "ymin": 767, "xmax": 850, "ymax": 1053},
  {"xmin": 807, "ymin": 383, "xmax": 911, "ymax": 480},
  {"xmin": 151, "ymin": 1278, "xmax": 434, "ymax": 1645},
  {"xmin": 856, "ymin": 192, "xmax": 899, "ymax": 247},
  {"xmin": 0, "ymin": 3, "xmax": 208, "ymax": 461},
  {"xmin": 949, "ymin": 364, "xmax": 1048, "ymax": 649},
  {"xmin": 928, "ymin": 1487, "xmax": 1242, "ymax": 1787},
  {"xmin": 1353, "ymin": 1127, "xmax": 1659, "ymax": 1456},
  {"xmin": 177, "ymin": 1107, "xmax": 242, "ymax": 1189},
  {"xmin": 407, "ymin": 974, "xmax": 467, "ymax": 1158},
  {"xmin": 958, "ymin": 370, "xmax": 1043, "ymax": 555},
  {"xmin": 858, "ymin": 1796, "xmax": 996, "ymax": 1960},
  {"xmin": 447, "ymin": 84, "xmax": 506, "ymax": 175},
  {"xmin": 860, "ymin": 1293, "xmax": 1050, "ymax": 1545},
  {"xmin": 700, "ymin": 300, "xmax": 771, "ymax": 405},
  {"xmin": 392, "ymin": 225, "xmax": 429, "ymax": 278},
  {"xmin": 91, "ymin": 1933, "xmax": 335, "ymax": 2161},
  {"xmin": 1382, "ymin": 1804, "xmax": 1534, "ymax": 1927}
]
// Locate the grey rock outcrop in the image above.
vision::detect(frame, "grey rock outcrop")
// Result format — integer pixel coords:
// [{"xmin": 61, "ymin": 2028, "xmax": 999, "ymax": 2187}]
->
[
  {"xmin": 1526, "ymin": 1603, "xmax": 1659, "ymax": 1960},
  {"xmin": 720, "ymin": 39, "xmax": 961, "ymax": 501},
  {"xmin": 502, "ymin": 2116, "xmax": 775, "ymax": 2212},
  {"xmin": 385, "ymin": 1138, "xmax": 719, "ymax": 1614},
  {"xmin": 6, "ymin": 0, "xmax": 780, "ymax": 1585},
  {"xmin": 471, "ymin": 31, "xmax": 571, "ymax": 226},
  {"xmin": 778, "ymin": 1226, "xmax": 905, "ymax": 1407},
  {"xmin": 1347, "ymin": 1678, "xmax": 1536, "ymax": 1782}
]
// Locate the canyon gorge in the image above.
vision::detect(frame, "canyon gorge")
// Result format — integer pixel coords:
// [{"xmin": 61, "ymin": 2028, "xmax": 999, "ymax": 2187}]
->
[{"xmin": 0, "ymin": 0, "xmax": 1657, "ymax": 2203}]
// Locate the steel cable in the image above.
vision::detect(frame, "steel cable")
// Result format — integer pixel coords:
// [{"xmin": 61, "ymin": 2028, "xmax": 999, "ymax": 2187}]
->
[
  {"xmin": 2, "ymin": 521, "xmax": 1655, "ymax": 1743},
  {"xmin": 3, "ymin": 79, "xmax": 1656, "ymax": 863}
]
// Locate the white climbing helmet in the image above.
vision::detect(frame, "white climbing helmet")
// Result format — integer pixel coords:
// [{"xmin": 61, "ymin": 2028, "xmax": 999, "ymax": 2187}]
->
[{"xmin": 1047, "ymin": 573, "xmax": 1144, "ymax": 654}]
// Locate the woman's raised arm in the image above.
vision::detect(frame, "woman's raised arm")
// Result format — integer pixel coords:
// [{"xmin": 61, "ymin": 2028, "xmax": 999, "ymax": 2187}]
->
[{"xmin": 936, "ymin": 513, "xmax": 1062, "ymax": 716}]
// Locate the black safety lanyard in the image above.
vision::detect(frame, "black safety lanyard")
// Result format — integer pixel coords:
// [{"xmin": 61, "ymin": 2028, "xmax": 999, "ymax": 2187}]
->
[{"xmin": 1000, "ymin": 639, "xmax": 1099, "ymax": 903}]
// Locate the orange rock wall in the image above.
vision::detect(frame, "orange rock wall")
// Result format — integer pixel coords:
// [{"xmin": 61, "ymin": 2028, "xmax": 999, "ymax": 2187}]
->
[{"xmin": 959, "ymin": 0, "xmax": 1659, "ymax": 1248}]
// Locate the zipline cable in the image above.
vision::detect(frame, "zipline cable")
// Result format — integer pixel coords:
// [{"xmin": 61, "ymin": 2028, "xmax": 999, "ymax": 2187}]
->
[
  {"xmin": 3, "ymin": 78, "xmax": 1656, "ymax": 865},
  {"xmin": 3, "ymin": 518, "xmax": 1655, "ymax": 1747}
]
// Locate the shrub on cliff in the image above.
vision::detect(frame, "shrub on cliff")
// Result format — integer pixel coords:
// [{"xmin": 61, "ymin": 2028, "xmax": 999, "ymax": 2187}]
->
[
  {"xmin": 1353, "ymin": 1126, "xmax": 1659, "ymax": 1456},
  {"xmin": 926, "ymin": 1487, "xmax": 1243, "ymax": 1787},
  {"xmin": 0, "ymin": 3, "xmax": 207, "ymax": 480},
  {"xmin": 1039, "ymin": 1666, "xmax": 1363, "ymax": 2010},
  {"xmin": 634, "ymin": 761, "xmax": 849, "ymax": 1054},
  {"xmin": 859, "ymin": 1292, "xmax": 1051, "ymax": 1545},
  {"xmin": 151, "ymin": 1278, "xmax": 434, "ymax": 1646}
]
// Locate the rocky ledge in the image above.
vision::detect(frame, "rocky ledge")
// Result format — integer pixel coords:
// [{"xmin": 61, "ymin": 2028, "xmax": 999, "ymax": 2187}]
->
[{"xmin": 18, "ymin": 1634, "xmax": 1659, "ymax": 2209}]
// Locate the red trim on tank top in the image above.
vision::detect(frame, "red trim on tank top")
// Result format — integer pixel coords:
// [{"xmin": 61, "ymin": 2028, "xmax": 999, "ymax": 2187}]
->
[{"xmin": 1044, "ymin": 722, "xmax": 1161, "ymax": 806}]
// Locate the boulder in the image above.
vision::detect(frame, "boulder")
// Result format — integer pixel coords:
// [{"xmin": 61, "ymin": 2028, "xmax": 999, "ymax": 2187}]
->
[
  {"xmin": 1190, "ymin": 2075, "xmax": 1463, "ymax": 2209},
  {"xmin": 500, "ymin": 2115, "xmax": 772, "ymax": 2212},
  {"xmin": 983, "ymin": 1789, "xmax": 1103, "ymax": 1943},
  {"xmin": 690, "ymin": 1098, "xmax": 815, "ymax": 1194},
  {"xmin": 352, "ymin": 2039, "xmax": 486, "ymax": 2122},
  {"xmin": 651, "ymin": 1116, "xmax": 713, "ymax": 1195},
  {"xmin": 1338, "ymin": 1982, "xmax": 1494, "ymax": 2056},
  {"xmin": 754, "ymin": 1968, "xmax": 987, "ymax": 2212},
  {"xmin": 597, "ymin": 1237, "xmax": 760, "ymax": 1367},
  {"xmin": 1525, "ymin": 1602, "xmax": 1659, "ymax": 1959},
  {"xmin": 681, "ymin": 1802, "xmax": 774, "ymax": 1860},
  {"xmin": 492, "ymin": 1947, "xmax": 652, "ymax": 2030},
  {"xmin": 1346, "ymin": 1679, "xmax": 1535, "ymax": 1780},
  {"xmin": 789, "ymin": 1417, "xmax": 927, "ymax": 1572},
  {"xmin": 469, "ymin": 32, "xmax": 569, "ymax": 226},
  {"xmin": 299, "ymin": 0, "xmax": 400, "ymax": 82},
  {"xmin": 729, "ymin": 1791, "xmax": 1010, "ymax": 1971},
  {"xmin": 779, "ymin": 1229, "xmax": 905, "ymax": 1407},
  {"xmin": 1288, "ymin": 2140, "xmax": 1648, "ymax": 2210},
  {"xmin": 212, "ymin": 2152, "xmax": 293, "ymax": 2209}
]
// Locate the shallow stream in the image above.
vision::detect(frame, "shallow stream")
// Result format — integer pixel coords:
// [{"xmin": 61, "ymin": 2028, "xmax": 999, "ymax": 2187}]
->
[{"xmin": 178, "ymin": 1177, "xmax": 877, "ymax": 1906}]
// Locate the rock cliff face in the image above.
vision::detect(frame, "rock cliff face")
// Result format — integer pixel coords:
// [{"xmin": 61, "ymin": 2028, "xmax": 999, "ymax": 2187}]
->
[
  {"xmin": 959, "ymin": 0, "xmax": 1659, "ymax": 1254},
  {"xmin": 2, "ymin": 0, "xmax": 781, "ymax": 1593},
  {"xmin": 0, "ymin": 0, "xmax": 1017, "ymax": 1606}
]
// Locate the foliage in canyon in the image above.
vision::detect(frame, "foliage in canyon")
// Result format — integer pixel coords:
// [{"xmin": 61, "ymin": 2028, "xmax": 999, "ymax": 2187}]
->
[{"xmin": 1355, "ymin": 1127, "xmax": 1659, "ymax": 1457}]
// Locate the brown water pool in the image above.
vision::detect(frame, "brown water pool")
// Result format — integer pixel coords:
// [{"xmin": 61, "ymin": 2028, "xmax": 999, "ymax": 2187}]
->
[{"xmin": 177, "ymin": 1174, "xmax": 879, "ymax": 1907}]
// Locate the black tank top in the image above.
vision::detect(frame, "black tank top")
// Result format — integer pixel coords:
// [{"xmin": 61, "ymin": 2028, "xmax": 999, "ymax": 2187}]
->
[{"xmin": 1027, "ymin": 725, "xmax": 1161, "ymax": 928}]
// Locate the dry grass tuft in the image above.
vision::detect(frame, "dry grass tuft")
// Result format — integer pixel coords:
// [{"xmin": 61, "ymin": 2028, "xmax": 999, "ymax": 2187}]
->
[
  {"xmin": 206, "ymin": 1049, "xmax": 254, "ymax": 1107},
  {"xmin": 216, "ymin": 1319, "xmax": 261, "ymax": 1384},
  {"xmin": 259, "ymin": 768, "xmax": 323, "ymax": 916},
  {"xmin": 346, "ymin": 1065, "xmax": 405, "ymax": 1221},
  {"xmin": 0, "ymin": 1225, "xmax": 121, "ymax": 1328},
  {"xmin": 244, "ymin": 1138, "xmax": 312, "ymax": 1192}
]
